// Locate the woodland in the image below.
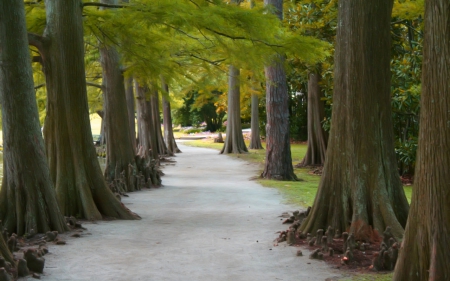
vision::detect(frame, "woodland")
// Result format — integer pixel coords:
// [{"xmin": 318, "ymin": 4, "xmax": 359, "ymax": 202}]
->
[{"xmin": 0, "ymin": 0, "xmax": 448, "ymax": 280}]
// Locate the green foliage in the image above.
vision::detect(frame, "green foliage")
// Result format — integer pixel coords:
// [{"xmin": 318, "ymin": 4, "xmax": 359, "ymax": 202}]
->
[{"xmin": 173, "ymin": 90, "xmax": 225, "ymax": 132}]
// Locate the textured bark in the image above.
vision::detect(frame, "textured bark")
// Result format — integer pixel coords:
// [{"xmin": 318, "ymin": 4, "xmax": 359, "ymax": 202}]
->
[
  {"xmin": 161, "ymin": 81, "xmax": 181, "ymax": 155},
  {"xmin": 150, "ymin": 89, "xmax": 169, "ymax": 156},
  {"xmin": 125, "ymin": 77, "xmax": 136, "ymax": 152},
  {"xmin": 0, "ymin": 228, "xmax": 13, "ymax": 265},
  {"xmin": 0, "ymin": 0, "xmax": 68, "ymax": 236},
  {"xmin": 297, "ymin": 72, "xmax": 328, "ymax": 167},
  {"xmin": 299, "ymin": 0, "xmax": 409, "ymax": 241},
  {"xmin": 100, "ymin": 0, "xmax": 140, "ymax": 193},
  {"xmin": 135, "ymin": 84, "xmax": 162, "ymax": 187},
  {"xmin": 262, "ymin": 0, "xmax": 297, "ymax": 180},
  {"xmin": 249, "ymin": 94, "xmax": 263, "ymax": 149},
  {"xmin": 393, "ymin": 1, "xmax": 450, "ymax": 279},
  {"xmin": 221, "ymin": 65, "xmax": 248, "ymax": 154},
  {"xmin": 41, "ymin": 0, "xmax": 138, "ymax": 220}
]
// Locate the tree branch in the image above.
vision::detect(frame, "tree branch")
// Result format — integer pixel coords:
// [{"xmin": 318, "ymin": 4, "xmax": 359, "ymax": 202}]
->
[
  {"xmin": 204, "ymin": 27, "xmax": 282, "ymax": 47},
  {"xmin": 28, "ymin": 33, "xmax": 46, "ymax": 54},
  {"xmin": 86, "ymin": 81, "xmax": 104, "ymax": 90},
  {"xmin": 83, "ymin": 2, "xmax": 126, "ymax": 8},
  {"xmin": 34, "ymin": 83, "xmax": 45, "ymax": 90}
]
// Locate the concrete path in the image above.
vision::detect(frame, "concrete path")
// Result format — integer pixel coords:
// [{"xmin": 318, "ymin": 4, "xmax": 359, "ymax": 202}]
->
[{"xmin": 33, "ymin": 144, "xmax": 341, "ymax": 281}]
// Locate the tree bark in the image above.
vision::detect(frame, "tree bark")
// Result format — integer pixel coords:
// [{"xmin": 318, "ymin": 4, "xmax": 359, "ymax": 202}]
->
[
  {"xmin": 100, "ymin": 0, "xmax": 140, "ymax": 193},
  {"xmin": 161, "ymin": 80, "xmax": 181, "ymax": 155},
  {"xmin": 221, "ymin": 65, "xmax": 248, "ymax": 154},
  {"xmin": 135, "ymin": 83, "xmax": 162, "ymax": 187},
  {"xmin": 262, "ymin": 0, "xmax": 297, "ymax": 180},
  {"xmin": 297, "ymin": 71, "xmax": 328, "ymax": 167},
  {"xmin": 249, "ymin": 93, "xmax": 263, "ymax": 149},
  {"xmin": 150, "ymin": 89, "xmax": 169, "ymax": 156},
  {"xmin": 41, "ymin": 0, "xmax": 139, "ymax": 220},
  {"xmin": 125, "ymin": 77, "xmax": 136, "ymax": 152},
  {"xmin": 299, "ymin": 0, "xmax": 409, "ymax": 241},
  {"xmin": 0, "ymin": 0, "xmax": 68, "ymax": 236},
  {"xmin": 393, "ymin": 1, "xmax": 450, "ymax": 279}
]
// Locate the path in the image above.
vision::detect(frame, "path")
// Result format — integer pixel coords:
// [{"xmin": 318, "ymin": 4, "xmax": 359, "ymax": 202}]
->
[{"xmin": 32, "ymin": 144, "xmax": 342, "ymax": 281}]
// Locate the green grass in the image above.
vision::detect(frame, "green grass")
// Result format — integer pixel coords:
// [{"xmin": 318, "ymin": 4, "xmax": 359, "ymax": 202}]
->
[
  {"xmin": 184, "ymin": 138, "xmax": 413, "ymax": 207},
  {"xmin": 341, "ymin": 273, "xmax": 393, "ymax": 281}
]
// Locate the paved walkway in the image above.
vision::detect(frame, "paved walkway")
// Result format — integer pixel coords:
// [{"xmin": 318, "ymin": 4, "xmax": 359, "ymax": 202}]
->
[{"xmin": 32, "ymin": 144, "xmax": 341, "ymax": 281}]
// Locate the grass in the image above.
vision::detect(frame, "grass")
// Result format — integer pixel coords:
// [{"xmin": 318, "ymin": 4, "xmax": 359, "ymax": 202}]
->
[{"xmin": 340, "ymin": 273, "xmax": 393, "ymax": 281}]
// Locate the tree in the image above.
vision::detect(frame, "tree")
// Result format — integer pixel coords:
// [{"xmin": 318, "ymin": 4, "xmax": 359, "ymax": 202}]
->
[
  {"xmin": 393, "ymin": 0, "xmax": 450, "ymax": 279},
  {"xmin": 249, "ymin": 92, "xmax": 263, "ymax": 149},
  {"xmin": 150, "ymin": 89, "xmax": 169, "ymax": 156},
  {"xmin": 125, "ymin": 77, "xmax": 137, "ymax": 151},
  {"xmin": 135, "ymin": 83, "xmax": 162, "ymax": 186},
  {"xmin": 221, "ymin": 65, "xmax": 249, "ymax": 154},
  {"xmin": 161, "ymin": 79, "xmax": 181, "ymax": 155},
  {"xmin": 297, "ymin": 70, "xmax": 328, "ymax": 166},
  {"xmin": 99, "ymin": 0, "xmax": 141, "ymax": 193},
  {"xmin": 30, "ymin": 0, "xmax": 139, "ymax": 220},
  {"xmin": 0, "ymin": 0, "xmax": 68, "ymax": 236},
  {"xmin": 299, "ymin": 0, "xmax": 409, "ymax": 240},
  {"xmin": 261, "ymin": 0, "xmax": 297, "ymax": 180}
]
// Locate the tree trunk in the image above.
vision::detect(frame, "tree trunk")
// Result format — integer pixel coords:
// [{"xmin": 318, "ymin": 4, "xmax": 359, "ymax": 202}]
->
[
  {"xmin": 135, "ymin": 83, "xmax": 162, "ymax": 187},
  {"xmin": 249, "ymin": 94, "xmax": 263, "ymax": 149},
  {"xmin": 0, "ymin": 0, "xmax": 68, "ymax": 237},
  {"xmin": 41, "ymin": 0, "xmax": 138, "ymax": 220},
  {"xmin": 97, "ymin": 110, "xmax": 106, "ymax": 146},
  {"xmin": 297, "ymin": 71, "xmax": 328, "ymax": 167},
  {"xmin": 125, "ymin": 77, "xmax": 136, "ymax": 152},
  {"xmin": 100, "ymin": 0, "xmax": 140, "ymax": 193},
  {"xmin": 262, "ymin": 0, "xmax": 297, "ymax": 180},
  {"xmin": 150, "ymin": 89, "xmax": 169, "ymax": 156},
  {"xmin": 299, "ymin": 0, "xmax": 409, "ymax": 241},
  {"xmin": 161, "ymin": 81, "xmax": 181, "ymax": 155},
  {"xmin": 393, "ymin": 1, "xmax": 450, "ymax": 279},
  {"xmin": 221, "ymin": 65, "xmax": 248, "ymax": 154}
]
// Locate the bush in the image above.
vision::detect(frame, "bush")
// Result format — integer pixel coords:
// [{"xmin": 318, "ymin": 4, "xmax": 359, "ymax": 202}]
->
[{"xmin": 395, "ymin": 137, "xmax": 418, "ymax": 175}]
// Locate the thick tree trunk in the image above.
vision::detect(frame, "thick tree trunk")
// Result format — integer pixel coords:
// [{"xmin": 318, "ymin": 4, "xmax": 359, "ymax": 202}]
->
[
  {"xmin": 299, "ymin": 0, "xmax": 409, "ymax": 240},
  {"xmin": 249, "ymin": 94, "xmax": 263, "ymax": 149},
  {"xmin": 297, "ymin": 72, "xmax": 328, "ymax": 167},
  {"xmin": 262, "ymin": 0, "xmax": 297, "ymax": 180},
  {"xmin": 135, "ymin": 84, "xmax": 162, "ymax": 187},
  {"xmin": 161, "ymin": 81, "xmax": 181, "ymax": 155},
  {"xmin": 393, "ymin": 1, "xmax": 450, "ymax": 279},
  {"xmin": 0, "ymin": 0, "xmax": 68, "ymax": 236},
  {"xmin": 41, "ymin": 0, "xmax": 138, "ymax": 220},
  {"xmin": 100, "ymin": 0, "xmax": 140, "ymax": 193},
  {"xmin": 125, "ymin": 77, "xmax": 136, "ymax": 152},
  {"xmin": 221, "ymin": 65, "xmax": 248, "ymax": 154}
]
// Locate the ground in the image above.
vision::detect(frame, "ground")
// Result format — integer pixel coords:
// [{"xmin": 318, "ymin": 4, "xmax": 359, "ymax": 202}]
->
[{"xmin": 22, "ymin": 144, "xmax": 342, "ymax": 280}]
